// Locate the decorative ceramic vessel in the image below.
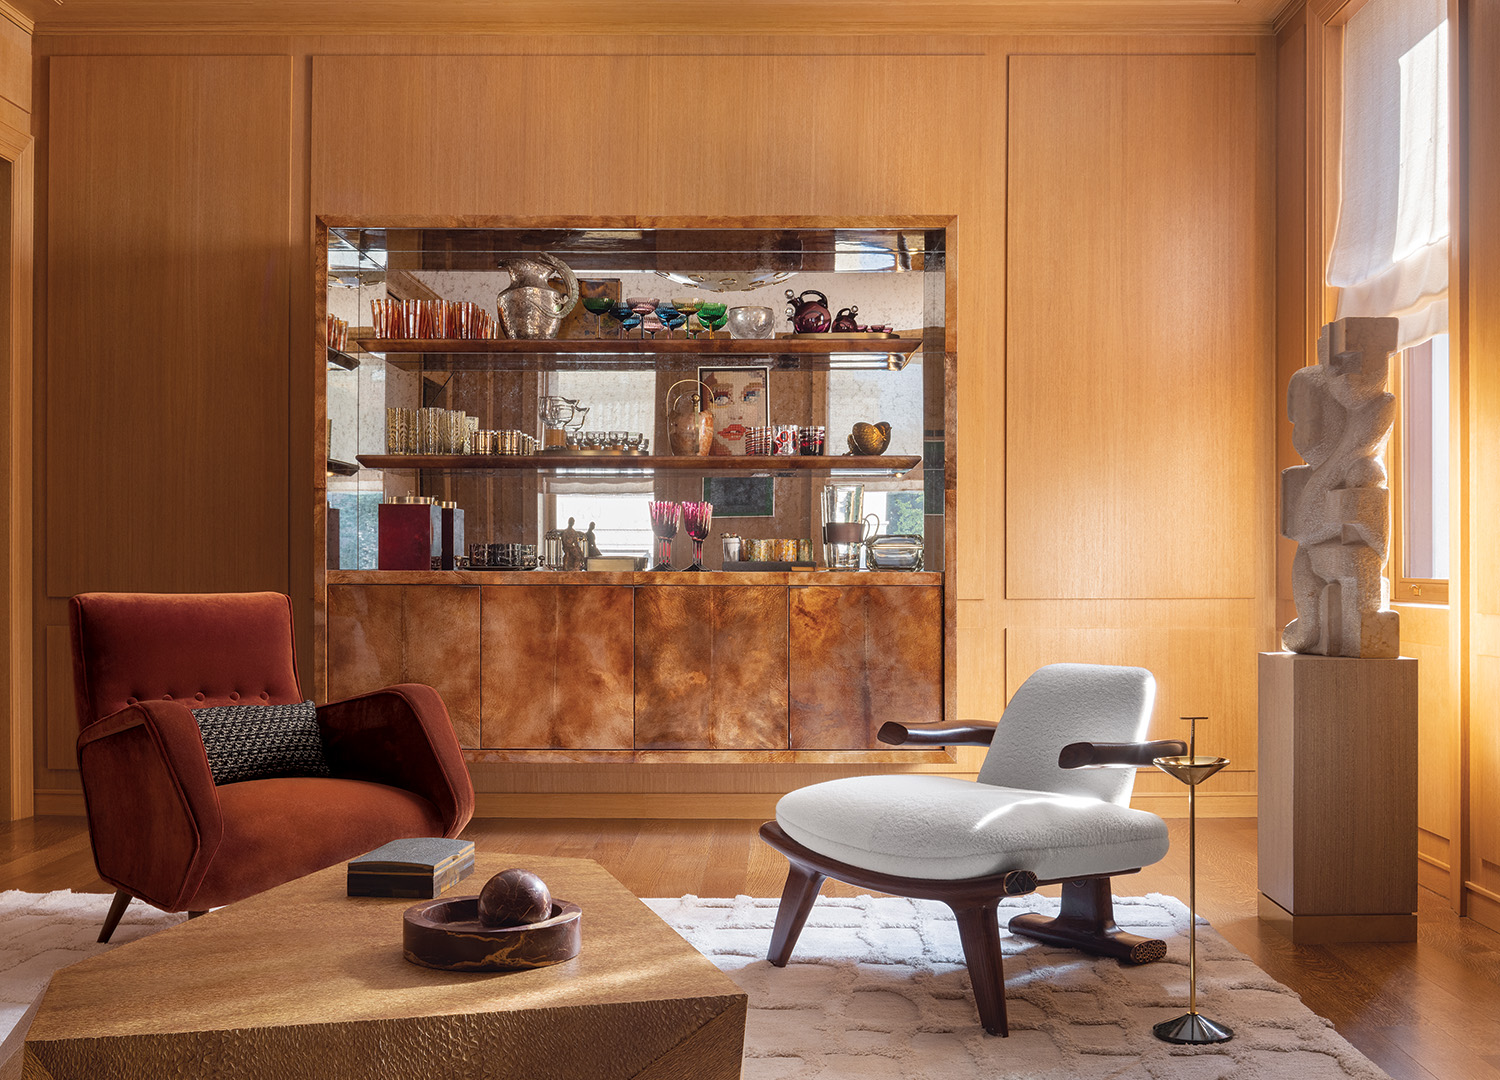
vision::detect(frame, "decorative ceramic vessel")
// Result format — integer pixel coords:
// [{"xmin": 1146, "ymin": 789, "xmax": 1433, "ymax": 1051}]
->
[{"xmin": 847, "ymin": 421, "xmax": 892, "ymax": 455}]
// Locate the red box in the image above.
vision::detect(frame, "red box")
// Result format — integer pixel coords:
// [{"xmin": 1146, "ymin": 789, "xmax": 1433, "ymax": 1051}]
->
[{"xmin": 378, "ymin": 502, "xmax": 439, "ymax": 570}]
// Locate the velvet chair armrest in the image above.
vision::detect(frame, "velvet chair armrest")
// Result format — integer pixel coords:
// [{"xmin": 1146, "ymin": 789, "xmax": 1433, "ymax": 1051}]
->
[
  {"xmin": 1057, "ymin": 739, "xmax": 1188, "ymax": 769},
  {"xmin": 318, "ymin": 685, "xmax": 475, "ymax": 837},
  {"xmin": 75, "ymin": 701, "xmax": 223, "ymax": 911},
  {"xmin": 877, "ymin": 721, "xmax": 998, "ymax": 747}
]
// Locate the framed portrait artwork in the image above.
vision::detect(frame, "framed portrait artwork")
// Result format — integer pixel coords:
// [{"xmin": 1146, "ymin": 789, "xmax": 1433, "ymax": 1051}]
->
[{"xmin": 697, "ymin": 365, "xmax": 770, "ymax": 457}]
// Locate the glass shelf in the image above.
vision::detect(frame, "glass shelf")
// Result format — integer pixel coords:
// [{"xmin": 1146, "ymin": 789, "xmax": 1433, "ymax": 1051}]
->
[{"xmin": 354, "ymin": 453, "xmax": 923, "ymax": 479}]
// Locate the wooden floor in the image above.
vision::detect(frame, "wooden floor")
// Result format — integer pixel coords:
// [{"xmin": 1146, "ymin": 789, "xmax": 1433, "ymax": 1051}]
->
[{"xmin": 4, "ymin": 815, "xmax": 1499, "ymax": 1079}]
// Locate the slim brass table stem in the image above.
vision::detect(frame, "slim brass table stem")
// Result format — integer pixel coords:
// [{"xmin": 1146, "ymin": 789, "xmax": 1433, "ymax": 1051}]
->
[{"xmin": 1152, "ymin": 716, "xmax": 1233, "ymax": 1045}]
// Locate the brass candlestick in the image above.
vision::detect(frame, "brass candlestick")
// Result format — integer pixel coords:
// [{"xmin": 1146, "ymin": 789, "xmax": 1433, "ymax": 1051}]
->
[{"xmin": 1152, "ymin": 715, "xmax": 1233, "ymax": 1045}]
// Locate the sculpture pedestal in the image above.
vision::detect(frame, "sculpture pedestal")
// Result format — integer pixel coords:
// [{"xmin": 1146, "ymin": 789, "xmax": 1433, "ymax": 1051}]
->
[{"xmin": 1257, "ymin": 651, "xmax": 1418, "ymax": 943}]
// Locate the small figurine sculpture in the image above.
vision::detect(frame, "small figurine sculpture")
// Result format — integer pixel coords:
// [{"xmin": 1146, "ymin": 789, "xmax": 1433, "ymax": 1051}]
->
[
  {"xmin": 1281, "ymin": 317, "xmax": 1400, "ymax": 658},
  {"xmin": 585, "ymin": 522, "xmax": 603, "ymax": 558},
  {"xmin": 560, "ymin": 517, "xmax": 586, "ymax": 571}
]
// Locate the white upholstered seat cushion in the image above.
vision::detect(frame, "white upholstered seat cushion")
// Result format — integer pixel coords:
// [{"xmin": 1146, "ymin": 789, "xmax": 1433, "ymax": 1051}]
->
[{"xmin": 776, "ymin": 774, "xmax": 1170, "ymax": 883}]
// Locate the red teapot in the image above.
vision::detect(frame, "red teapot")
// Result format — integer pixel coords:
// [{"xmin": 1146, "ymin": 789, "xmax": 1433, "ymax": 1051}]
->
[
  {"xmin": 785, "ymin": 289, "xmax": 832, "ymax": 333},
  {"xmin": 831, "ymin": 305, "xmax": 860, "ymax": 333}
]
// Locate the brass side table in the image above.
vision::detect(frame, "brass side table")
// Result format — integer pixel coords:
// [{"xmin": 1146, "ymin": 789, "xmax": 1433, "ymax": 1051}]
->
[{"xmin": 1152, "ymin": 715, "xmax": 1233, "ymax": 1045}]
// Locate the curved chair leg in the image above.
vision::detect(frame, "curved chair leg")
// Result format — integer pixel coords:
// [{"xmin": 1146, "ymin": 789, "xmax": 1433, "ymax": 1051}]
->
[
  {"xmin": 1007, "ymin": 876, "xmax": 1166, "ymax": 964},
  {"xmin": 950, "ymin": 899, "xmax": 1008, "ymax": 1036},
  {"xmin": 98, "ymin": 889, "xmax": 132, "ymax": 944},
  {"xmin": 767, "ymin": 860, "xmax": 826, "ymax": 967}
]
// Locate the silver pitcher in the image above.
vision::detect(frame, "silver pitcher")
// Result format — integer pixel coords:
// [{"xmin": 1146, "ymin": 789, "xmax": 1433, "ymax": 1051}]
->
[{"xmin": 496, "ymin": 252, "xmax": 579, "ymax": 339}]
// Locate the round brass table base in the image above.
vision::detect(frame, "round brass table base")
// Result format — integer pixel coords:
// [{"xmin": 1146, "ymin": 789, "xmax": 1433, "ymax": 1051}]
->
[{"xmin": 1153, "ymin": 1010, "xmax": 1234, "ymax": 1044}]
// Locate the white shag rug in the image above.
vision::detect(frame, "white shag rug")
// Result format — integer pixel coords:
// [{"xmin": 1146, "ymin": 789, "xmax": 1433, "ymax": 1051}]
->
[{"xmin": 0, "ymin": 889, "xmax": 1388, "ymax": 1079}]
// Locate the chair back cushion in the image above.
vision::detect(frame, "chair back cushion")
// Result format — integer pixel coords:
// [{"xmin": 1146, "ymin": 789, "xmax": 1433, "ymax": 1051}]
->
[
  {"xmin": 975, "ymin": 663, "xmax": 1156, "ymax": 805},
  {"xmin": 70, "ymin": 592, "xmax": 304, "ymax": 730}
]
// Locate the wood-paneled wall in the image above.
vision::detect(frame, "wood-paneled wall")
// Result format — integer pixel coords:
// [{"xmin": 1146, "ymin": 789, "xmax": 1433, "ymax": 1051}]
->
[
  {"xmin": 29, "ymin": 31, "xmax": 1276, "ymax": 817},
  {"xmin": 0, "ymin": 7, "xmax": 31, "ymax": 821},
  {"xmin": 1458, "ymin": 0, "xmax": 1500, "ymax": 932}
]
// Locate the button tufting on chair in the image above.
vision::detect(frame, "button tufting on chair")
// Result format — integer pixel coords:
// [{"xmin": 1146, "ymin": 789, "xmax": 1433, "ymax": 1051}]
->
[
  {"xmin": 229, "ymin": 692, "xmax": 239, "ymax": 701},
  {"xmin": 162, "ymin": 694, "xmax": 172, "ymax": 700},
  {"xmin": 194, "ymin": 693, "xmax": 205, "ymax": 702},
  {"xmin": 125, "ymin": 697, "xmax": 137, "ymax": 705}
]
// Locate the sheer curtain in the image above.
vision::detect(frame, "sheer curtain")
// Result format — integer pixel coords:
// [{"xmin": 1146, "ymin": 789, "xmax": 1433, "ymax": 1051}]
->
[{"xmin": 1327, "ymin": 0, "xmax": 1450, "ymax": 348}]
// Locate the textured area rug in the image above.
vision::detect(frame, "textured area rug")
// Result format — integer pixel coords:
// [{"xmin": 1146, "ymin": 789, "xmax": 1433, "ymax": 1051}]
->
[
  {"xmin": 0, "ymin": 889, "xmax": 1388, "ymax": 1079},
  {"xmin": 644, "ymin": 893, "xmax": 1391, "ymax": 1080}
]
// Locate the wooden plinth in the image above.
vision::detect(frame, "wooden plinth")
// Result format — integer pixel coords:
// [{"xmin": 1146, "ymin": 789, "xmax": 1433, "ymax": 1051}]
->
[
  {"xmin": 1257, "ymin": 651, "xmax": 1418, "ymax": 943},
  {"xmin": 22, "ymin": 854, "xmax": 746, "ymax": 1079},
  {"xmin": 1257, "ymin": 892, "xmax": 1418, "ymax": 944}
]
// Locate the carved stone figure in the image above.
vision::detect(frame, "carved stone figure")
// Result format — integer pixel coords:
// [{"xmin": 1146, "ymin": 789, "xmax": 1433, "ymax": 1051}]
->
[
  {"xmin": 585, "ymin": 522, "xmax": 603, "ymax": 559},
  {"xmin": 560, "ymin": 517, "xmax": 586, "ymax": 572},
  {"xmin": 1281, "ymin": 317, "xmax": 1400, "ymax": 658}
]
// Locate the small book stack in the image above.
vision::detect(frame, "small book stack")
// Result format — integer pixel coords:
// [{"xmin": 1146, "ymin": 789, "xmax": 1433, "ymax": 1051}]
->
[{"xmin": 347, "ymin": 837, "xmax": 476, "ymax": 899}]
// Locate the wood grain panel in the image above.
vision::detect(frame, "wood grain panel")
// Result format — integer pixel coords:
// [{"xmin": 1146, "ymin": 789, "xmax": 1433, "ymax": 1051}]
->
[
  {"xmin": 45, "ymin": 55, "xmax": 291, "ymax": 596},
  {"xmin": 790, "ymin": 585, "xmax": 942, "ymax": 748},
  {"xmin": 1005, "ymin": 624, "xmax": 1260, "ymax": 768},
  {"xmin": 1005, "ymin": 53, "xmax": 1266, "ymax": 600},
  {"xmin": 43, "ymin": 625, "xmax": 75, "ymax": 773},
  {"xmin": 1394, "ymin": 603, "xmax": 1455, "ymax": 845},
  {"xmin": 402, "ymin": 585, "xmax": 481, "ymax": 748},
  {"xmin": 0, "ymin": 14, "xmax": 28, "ymax": 115},
  {"xmin": 480, "ymin": 585, "xmax": 633, "ymax": 750},
  {"xmin": 635, "ymin": 586, "xmax": 788, "ymax": 751},
  {"xmin": 327, "ymin": 584, "xmax": 481, "ymax": 745},
  {"xmin": 326, "ymin": 584, "xmax": 403, "ymax": 703}
]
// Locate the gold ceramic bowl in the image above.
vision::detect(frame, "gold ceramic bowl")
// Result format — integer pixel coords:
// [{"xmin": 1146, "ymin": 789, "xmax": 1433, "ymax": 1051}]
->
[{"xmin": 847, "ymin": 421, "xmax": 892, "ymax": 456}]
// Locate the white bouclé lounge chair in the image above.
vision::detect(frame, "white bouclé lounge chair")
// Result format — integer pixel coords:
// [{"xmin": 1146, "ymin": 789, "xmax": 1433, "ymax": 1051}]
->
[{"xmin": 759, "ymin": 663, "xmax": 1184, "ymax": 1036}]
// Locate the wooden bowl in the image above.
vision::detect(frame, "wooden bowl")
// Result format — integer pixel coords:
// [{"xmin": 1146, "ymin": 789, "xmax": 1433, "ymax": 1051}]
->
[{"xmin": 403, "ymin": 896, "xmax": 582, "ymax": 972}]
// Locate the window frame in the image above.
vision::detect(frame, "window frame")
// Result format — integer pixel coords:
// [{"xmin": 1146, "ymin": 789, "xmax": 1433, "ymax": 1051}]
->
[{"xmin": 1387, "ymin": 340, "xmax": 1450, "ymax": 604}]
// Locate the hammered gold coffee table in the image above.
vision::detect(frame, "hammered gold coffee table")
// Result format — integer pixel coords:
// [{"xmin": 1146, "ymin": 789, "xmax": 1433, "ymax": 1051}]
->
[{"xmin": 23, "ymin": 854, "xmax": 746, "ymax": 1080}]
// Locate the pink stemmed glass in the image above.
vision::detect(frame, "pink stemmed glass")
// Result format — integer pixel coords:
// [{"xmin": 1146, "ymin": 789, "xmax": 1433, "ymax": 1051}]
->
[
  {"xmin": 649, "ymin": 501, "xmax": 680, "ymax": 571},
  {"xmin": 627, "ymin": 296, "xmax": 660, "ymax": 340},
  {"xmin": 681, "ymin": 501, "xmax": 714, "ymax": 572}
]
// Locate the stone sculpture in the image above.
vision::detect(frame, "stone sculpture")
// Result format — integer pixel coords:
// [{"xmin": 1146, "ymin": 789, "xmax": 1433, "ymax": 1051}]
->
[
  {"xmin": 560, "ymin": 517, "xmax": 586, "ymax": 572},
  {"xmin": 1281, "ymin": 317, "xmax": 1400, "ymax": 658}
]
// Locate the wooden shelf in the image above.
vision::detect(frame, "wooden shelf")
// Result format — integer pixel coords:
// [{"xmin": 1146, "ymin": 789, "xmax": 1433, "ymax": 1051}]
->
[
  {"xmin": 326, "ymin": 458, "xmax": 360, "ymax": 476},
  {"xmin": 354, "ymin": 453, "xmax": 922, "ymax": 477},
  {"xmin": 353, "ymin": 336, "xmax": 925, "ymax": 371}
]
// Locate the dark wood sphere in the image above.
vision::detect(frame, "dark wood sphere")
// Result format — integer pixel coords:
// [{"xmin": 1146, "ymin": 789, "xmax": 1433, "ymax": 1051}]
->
[{"xmin": 477, "ymin": 868, "xmax": 553, "ymax": 928}]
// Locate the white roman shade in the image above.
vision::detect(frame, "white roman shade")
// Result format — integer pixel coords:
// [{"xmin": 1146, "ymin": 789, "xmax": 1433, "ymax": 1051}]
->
[{"xmin": 1327, "ymin": 0, "xmax": 1450, "ymax": 348}]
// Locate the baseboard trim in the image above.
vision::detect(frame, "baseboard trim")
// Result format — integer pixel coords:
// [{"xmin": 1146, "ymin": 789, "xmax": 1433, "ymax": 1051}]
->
[
  {"xmin": 1257, "ymin": 892, "xmax": 1417, "ymax": 943},
  {"xmin": 34, "ymin": 790, "xmax": 84, "ymax": 816}
]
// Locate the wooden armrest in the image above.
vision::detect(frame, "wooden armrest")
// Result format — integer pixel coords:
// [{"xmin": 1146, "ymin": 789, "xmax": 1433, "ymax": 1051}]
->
[
  {"xmin": 1057, "ymin": 739, "xmax": 1188, "ymax": 769},
  {"xmin": 877, "ymin": 721, "xmax": 997, "ymax": 747}
]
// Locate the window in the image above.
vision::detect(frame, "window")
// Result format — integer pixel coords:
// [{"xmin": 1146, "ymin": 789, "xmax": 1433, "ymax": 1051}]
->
[
  {"xmin": 1326, "ymin": 0, "xmax": 1451, "ymax": 602},
  {"xmin": 553, "ymin": 492, "xmax": 654, "ymax": 558},
  {"xmin": 1388, "ymin": 334, "xmax": 1449, "ymax": 602}
]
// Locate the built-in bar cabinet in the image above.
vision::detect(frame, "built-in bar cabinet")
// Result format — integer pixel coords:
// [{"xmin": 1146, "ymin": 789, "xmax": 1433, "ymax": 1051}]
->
[{"xmin": 315, "ymin": 218, "xmax": 955, "ymax": 763}]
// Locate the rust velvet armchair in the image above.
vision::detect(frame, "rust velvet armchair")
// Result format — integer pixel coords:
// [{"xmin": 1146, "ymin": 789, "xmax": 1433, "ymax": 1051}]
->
[{"xmin": 69, "ymin": 591, "xmax": 475, "ymax": 942}]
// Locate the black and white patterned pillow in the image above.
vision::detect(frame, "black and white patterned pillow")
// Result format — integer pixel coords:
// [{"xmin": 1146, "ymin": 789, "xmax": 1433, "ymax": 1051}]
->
[{"xmin": 191, "ymin": 700, "xmax": 331, "ymax": 785}]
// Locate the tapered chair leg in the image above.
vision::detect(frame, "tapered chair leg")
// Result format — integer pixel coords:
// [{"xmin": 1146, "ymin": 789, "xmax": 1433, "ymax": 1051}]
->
[
  {"xmin": 98, "ymin": 889, "xmax": 132, "ymax": 944},
  {"xmin": 1007, "ymin": 876, "xmax": 1166, "ymax": 964},
  {"xmin": 767, "ymin": 861, "xmax": 826, "ymax": 967},
  {"xmin": 951, "ymin": 899, "xmax": 1008, "ymax": 1036}
]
